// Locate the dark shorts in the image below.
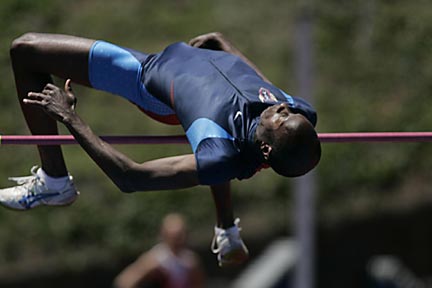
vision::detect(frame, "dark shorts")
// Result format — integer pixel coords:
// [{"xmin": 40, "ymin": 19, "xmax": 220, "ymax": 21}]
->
[{"xmin": 88, "ymin": 40, "xmax": 179, "ymax": 124}]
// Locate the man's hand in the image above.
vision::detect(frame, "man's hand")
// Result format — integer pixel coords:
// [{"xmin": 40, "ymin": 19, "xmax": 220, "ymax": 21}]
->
[
  {"xmin": 24, "ymin": 79, "xmax": 77, "ymax": 123},
  {"xmin": 188, "ymin": 32, "xmax": 234, "ymax": 52},
  {"xmin": 189, "ymin": 32, "xmax": 272, "ymax": 83}
]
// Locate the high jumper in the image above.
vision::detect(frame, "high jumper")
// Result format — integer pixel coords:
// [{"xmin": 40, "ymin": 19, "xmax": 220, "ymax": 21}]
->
[{"xmin": 0, "ymin": 32, "xmax": 321, "ymax": 267}]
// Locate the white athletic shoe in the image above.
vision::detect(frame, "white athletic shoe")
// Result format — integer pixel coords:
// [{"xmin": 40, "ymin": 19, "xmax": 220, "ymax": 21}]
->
[
  {"xmin": 211, "ymin": 218, "xmax": 249, "ymax": 267},
  {"xmin": 0, "ymin": 166, "xmax": 78, "ymax": 210}
]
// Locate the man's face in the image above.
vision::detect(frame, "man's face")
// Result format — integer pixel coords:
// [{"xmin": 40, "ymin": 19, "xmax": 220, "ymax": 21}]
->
[
  {"xmin": 161, "ymin": 217, "xmax": 187, "ymax": 252},
  {"xmin": 257, "ymin": 103, "xmax": 293, "ymax": 141}
]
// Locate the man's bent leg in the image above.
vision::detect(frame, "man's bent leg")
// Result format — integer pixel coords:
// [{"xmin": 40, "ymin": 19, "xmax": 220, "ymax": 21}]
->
[
  {"xmin": 10, "ymin": 33, "xmax": 95, "ymax": 177},
  {"xmin": 0, "ymin": 33, "xmax": 95, "ymax": 210}
]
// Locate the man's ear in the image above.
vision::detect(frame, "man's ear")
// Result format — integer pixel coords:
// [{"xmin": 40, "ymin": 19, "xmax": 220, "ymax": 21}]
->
[{"xmin": 260, "ymin": 142, "xmax": 272, "ymax": 161}]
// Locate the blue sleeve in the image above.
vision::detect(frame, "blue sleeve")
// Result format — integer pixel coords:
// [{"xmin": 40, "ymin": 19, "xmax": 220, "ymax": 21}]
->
[{"xmin": 195, "ymin": 138, "xmax": 243, "ymax": 185}]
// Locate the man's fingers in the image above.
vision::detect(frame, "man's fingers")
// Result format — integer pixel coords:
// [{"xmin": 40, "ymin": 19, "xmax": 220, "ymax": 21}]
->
[
  {"xmin": 27, "ymin": 92, "xmax": 49, "ymax": 100},
  {"xmin": 22, "ymin": 98, "xmax": 42, "ymax": 106},
  {"xmin": 64, "ymin": 79, "xmax": 73, "ymax": 93},
  {"xmin": 188, "ymin": 38, "xmax": 202, "ymax": 47},
  {"xmin": 189, "ymin": 32, "xmax": 222, "ymax": 46},
  {"xmin": 191, "ymin": 39, "xmax": 208, "ymax": 48},
  {"xmin": 189, "ymin": 35, "xmax": 210, "ymax": 47},
  {"xmin": 42, "ymin": 88, "xmax": 54, "ymax": 95},
  {"xmin": 44, "ymin": 83, "xmax": 57, "ymax": 90},
  {"xmin": 190, "ymin": 41, "xmax": 202, "ymax": 48}
]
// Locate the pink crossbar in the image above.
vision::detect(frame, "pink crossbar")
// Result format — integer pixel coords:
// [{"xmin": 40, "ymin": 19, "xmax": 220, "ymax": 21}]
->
[
  {"xmin": 318, "ymin": 132, "xmax": 432, "ymax": 143},
  {"xmin": 1, "ymin": 132, "xmax": 432, "ymax": 145}
]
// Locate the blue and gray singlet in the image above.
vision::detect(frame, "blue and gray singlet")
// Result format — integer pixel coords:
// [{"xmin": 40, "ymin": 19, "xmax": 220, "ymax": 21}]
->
[{"xmin": 88, "ymin": 41, "xmax": 317, "ymax": 185}]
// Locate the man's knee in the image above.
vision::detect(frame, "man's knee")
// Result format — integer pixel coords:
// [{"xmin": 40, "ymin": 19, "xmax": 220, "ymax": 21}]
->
[{"xmin": 10, "ymin": 32, "xmax": 43, "ymax": 60}]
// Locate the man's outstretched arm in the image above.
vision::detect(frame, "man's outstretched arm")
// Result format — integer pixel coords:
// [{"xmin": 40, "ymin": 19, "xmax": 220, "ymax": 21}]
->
[
  {"xmin": 24, "ymin": 80, "xmax": 199, "ymax": 192},
  {"xmin": 189, "ymin": 32, "xmax": 272, "ymax": 84}
]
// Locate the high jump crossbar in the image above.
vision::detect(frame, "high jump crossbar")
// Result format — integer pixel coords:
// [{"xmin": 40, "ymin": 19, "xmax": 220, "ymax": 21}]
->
[{"xmin": 1, "ymin": 132, "xmax": 432, "ymax": 145}]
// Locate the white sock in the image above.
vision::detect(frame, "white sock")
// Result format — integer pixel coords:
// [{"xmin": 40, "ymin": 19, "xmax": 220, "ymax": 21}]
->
[
  {"xmin": 215, "ymin": 224, "xmax": 238, "ymax": 235},
  {"xmin": 226, "ymin": 225, "xmax": 239, "ymax": 236},
  {"xmin": 215, "ymin": 226, "xmax": 225, "ymax": 234},
  {"xmin": 37, "ymin": 168, "xmax": 69, "ymax": 190}
]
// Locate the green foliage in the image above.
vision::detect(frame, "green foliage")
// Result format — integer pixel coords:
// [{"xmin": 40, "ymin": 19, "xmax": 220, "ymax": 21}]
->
[
  {"xmin": 315, "ymin": 0, "xmax": 432, "ymax": 221},
  {"xmin": 0, "ymin": 0, "xmax": 431, "ymax": 279}
]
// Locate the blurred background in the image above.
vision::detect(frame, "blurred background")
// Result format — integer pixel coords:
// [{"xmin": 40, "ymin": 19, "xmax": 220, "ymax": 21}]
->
[{"xmin": 0, "ymin": 0, "xmax": 431, "ymax": 287}]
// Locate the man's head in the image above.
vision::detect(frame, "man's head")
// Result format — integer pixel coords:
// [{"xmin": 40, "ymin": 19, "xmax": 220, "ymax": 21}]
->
[
  {"xmin": 160, "ymin": 213, "xmax": 187, "ymax": 253},
  {"xmin": 255, "ymin": 103, "xmax": 321, "ymax": 177}
]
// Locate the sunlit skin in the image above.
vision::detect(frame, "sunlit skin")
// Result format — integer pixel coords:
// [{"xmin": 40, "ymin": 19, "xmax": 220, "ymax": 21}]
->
[
  {"xmin": 259, "ymin": 103, "xmax": 292, "ymax": 131},
  {"xmin": 256, "ymin": 103, "xmax": 304, "ymax": 160}
]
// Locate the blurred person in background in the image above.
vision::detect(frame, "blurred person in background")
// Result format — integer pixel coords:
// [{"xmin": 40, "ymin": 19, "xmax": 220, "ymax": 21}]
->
[{"xmin": 113, "ymin": 213, "xmax": 205, "ymax": 288}]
